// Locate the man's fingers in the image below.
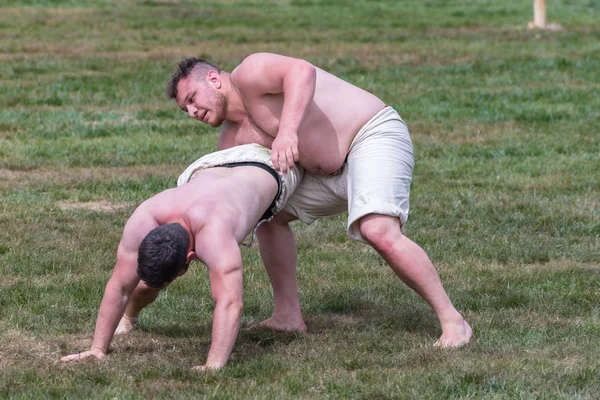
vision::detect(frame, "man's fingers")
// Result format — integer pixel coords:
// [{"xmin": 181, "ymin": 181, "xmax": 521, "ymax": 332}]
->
[
  {"xmin": 280, "ymin": 155, "xmax": 288, "ymax": 174},
  {"xmin": 272, "ymin": 151, "xmax": 283, "ymax": 171},
  {"xmin": 60, "ymin": 352, "xmax": 90, "ymax": 362},
  {"xmin": 60, "ymin": 350, "xmax": 104, "ymax": 363},
  {"xmin": 285, "ymin": 148, "xmax": 296, "ymax": 170},
  {"xmin": 60, "ymin": 354, "xmax": 79, "ymax": 362},
  {"xmin": 273, "ymin": 149, "xmax": 289, "ymax": 174},
  {"xmin": 272, "ymin": 142, "xmax": 298, "ymax": 174}
]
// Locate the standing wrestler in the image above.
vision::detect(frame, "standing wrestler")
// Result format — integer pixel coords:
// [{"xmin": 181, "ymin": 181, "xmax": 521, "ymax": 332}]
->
[
  {"xmin": 167, "ymin": 53, "xmax": 472, "ymax": 347},
  {"xmin": 61, "ymin": 144, "xmax": 302, "ymax": 370}
]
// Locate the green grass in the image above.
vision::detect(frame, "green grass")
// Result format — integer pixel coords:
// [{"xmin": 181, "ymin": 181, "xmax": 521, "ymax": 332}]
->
[{"xmin": 1, "ymin": 0, "xmax": 599, "ymax": 398}]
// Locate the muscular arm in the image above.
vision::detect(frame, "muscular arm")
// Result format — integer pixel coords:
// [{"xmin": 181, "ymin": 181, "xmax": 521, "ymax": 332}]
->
[
  {"xmin": 234, "ymin": 53, "xmax": 316, "ymax": 172},
  {"xmin": 90, "ymin": 248, "xmax": 140, "ymax": 352},
  {"xmin": 61, "ymin": 207, "xmax": 158, "ymax": 362},
  {"xmin": 60, "ymin": 247, "xmax": 141, "ymax": 361},
  {"xmin": 194, "ymin": 227, "xmax": 244, "ymax": 370}
]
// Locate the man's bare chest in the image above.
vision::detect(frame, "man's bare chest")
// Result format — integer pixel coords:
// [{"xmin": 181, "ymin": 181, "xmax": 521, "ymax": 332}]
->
[
  {"xmin": 242, "ymin": 94, "xmax": 284, "ymax": 135},
  {"xmin": 234, "ymin": 117, "xmax": 275, "ymax": 147}
]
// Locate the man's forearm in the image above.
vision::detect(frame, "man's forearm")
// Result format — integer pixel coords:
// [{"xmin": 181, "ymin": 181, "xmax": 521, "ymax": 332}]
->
[
  {"xmin": 90, "ymin": 280, "xmax": 131, "ymax": 353},
  {"xmin": 205, "ymin": 299, "xmax": 244, "ymax": 368}
]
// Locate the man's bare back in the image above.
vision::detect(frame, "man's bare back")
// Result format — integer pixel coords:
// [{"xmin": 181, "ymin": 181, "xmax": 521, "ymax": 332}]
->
[{"xmin": 147, "ymin": 167, "xmax": 278, "ymax": 242}]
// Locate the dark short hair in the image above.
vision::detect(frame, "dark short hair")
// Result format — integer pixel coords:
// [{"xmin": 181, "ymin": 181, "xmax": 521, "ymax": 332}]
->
[
  {"xmin": 137, "ymin": 223, "xmax": 190, "ymax": 288},
  {"xmin": 166, "ymin": 57, "xmax": 222, "ymax": 99}
]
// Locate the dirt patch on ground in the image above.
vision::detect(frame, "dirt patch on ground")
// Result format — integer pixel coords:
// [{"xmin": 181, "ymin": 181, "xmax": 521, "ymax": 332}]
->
[
  {"xmin": 56, "ymin": 200, "xmax": 134, "ymax": 213},
  {"xmin": 0, "ymin": 165, "xmax": 182, "ymax": 189},
  {"xmin": 442, "ymin": 260, "xmax": 600, "ymax": 274},
  {"xmin": 0, "ymin": 330, "xmax": 84, "ymax": 369},
  {"xmin": 411, "ymin": 121, "xmax": 519, "ymax": 145}
]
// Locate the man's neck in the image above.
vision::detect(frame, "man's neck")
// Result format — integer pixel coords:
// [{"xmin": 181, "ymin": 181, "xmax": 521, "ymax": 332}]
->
[
  {"xmin": 165, "ymin": 216, "xmax": 193, "ymax": 240},
  {"xmin": 221, "ymin": 73, "xmax": 248, "ymax": 123}
]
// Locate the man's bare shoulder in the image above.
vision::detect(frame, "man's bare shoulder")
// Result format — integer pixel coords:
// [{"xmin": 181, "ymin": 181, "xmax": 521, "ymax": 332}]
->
[
  {"xmin": 232, "ymin": 52, "xmax": 278, "ymax": 74},
  {"xmin": 231, "ymin": 53, "xmax": 297, "ymax": 91},
  {"xmin": 119, "ymin": 202, "xmax": 160, "ymax": 253}
]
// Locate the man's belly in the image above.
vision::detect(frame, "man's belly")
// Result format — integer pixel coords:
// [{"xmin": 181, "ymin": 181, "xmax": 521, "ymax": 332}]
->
[
  {"xmin": 297, "ymin": 115, "xmax": 373, "ymax": 175},
  {"xmin": 299, "ymin": 150, "xmax": 347, "ymax": 176}
]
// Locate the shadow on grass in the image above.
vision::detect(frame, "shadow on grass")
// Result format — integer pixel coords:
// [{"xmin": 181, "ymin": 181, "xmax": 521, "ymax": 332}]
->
[
  {"xmin": 110, "ymin": 291, "xmax": 441, "ymax": 364},
  {"xmin": 306, "ymin": 303, "xmax": 439, "ymax": 337},
  {"xmin": 304, "ymin": 288, "xmax": 440, "ymax": 336},
  {"xmin": 139, "ymin": 322, "xmax": 211, "ymax": 339}
]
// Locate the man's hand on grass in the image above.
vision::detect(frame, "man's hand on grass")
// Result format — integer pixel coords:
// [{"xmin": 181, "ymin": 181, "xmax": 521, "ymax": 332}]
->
[{"xmin": 60, "ymin": 348, "xmax": 105, "ymax": 363}]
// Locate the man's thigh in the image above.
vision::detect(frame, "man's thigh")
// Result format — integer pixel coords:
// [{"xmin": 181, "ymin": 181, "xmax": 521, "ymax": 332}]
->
[
  {"xmin": 346, "ymin": 111, "xmax": 414, "ymax": 241},
  {"xmin": 282, "ymin": 172, "xmax": 348, "ymax": 225}
]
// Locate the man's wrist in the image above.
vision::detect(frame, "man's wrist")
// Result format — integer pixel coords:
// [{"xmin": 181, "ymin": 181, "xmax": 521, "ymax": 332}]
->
[
  {"xmin": 277, "ymin": 130, "xmax": 297, "ymax": 139},
  {"xmin": 90, "ymin": 346, "xmax": 106, "ymax": 356}
]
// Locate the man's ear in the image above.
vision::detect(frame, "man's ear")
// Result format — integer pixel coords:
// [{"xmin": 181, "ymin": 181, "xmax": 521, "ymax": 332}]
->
[
  {"xmin": 206, "ymin": 70, "xmax": 222, "ymax": 89},
  {"xmin": 186, "ymin": 250, "xmax": 196, "ymax": 264}
]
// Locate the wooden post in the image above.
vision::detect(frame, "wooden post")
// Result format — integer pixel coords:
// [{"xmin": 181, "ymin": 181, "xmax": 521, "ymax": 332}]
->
[{"xmin": 533, "ymin": 0, "xmax": 547, "ymax": 28}]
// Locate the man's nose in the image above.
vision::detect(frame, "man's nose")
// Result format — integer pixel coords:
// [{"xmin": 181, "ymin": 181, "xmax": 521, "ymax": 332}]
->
[{"xmin": 186, "ymin": 105, "xmax": 197, "ymax": 118}]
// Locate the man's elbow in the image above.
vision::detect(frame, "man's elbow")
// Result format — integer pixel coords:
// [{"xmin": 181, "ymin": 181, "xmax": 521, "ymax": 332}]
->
[
  {"xmin": 104, "ymin": 275, "xmax": 136, "ymax": 306},
  {"xmin": 297, "ymin": 60, "xmax": 316, "ymax": 84}
]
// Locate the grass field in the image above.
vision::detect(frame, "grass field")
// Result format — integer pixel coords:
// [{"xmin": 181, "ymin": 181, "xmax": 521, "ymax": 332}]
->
[{"xmin": 1, "ymin": 0, "xmax": 599, "ymax": 398}]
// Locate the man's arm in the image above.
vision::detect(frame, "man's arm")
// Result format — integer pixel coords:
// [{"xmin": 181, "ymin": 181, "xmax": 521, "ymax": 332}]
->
[
  {"xmin": 194, "ymin": 227, "xmax": 244, "ymax": 371},
  {"xmin": 61, "ymin": 208, "xmax": 157, "ymax": 362},
  {"xmin": 234, "ymin": 53, "xmax": 316, "ymax": 173},
  {"xmin": 61, "ymin": 247, "xmax": 140, "ymax": 361}
]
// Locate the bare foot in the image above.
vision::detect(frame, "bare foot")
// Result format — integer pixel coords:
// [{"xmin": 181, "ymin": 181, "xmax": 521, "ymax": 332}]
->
[
  {"xmin": 114, "ymin": 315, "xmax": 137, "ymax": 335},
  {"xmin": 249, "ymin": 317, "xmax": 308, "ymax": 333},
  {"xmin": 434, "ymin": 318, "xmax": 473, "ymax": 348}
]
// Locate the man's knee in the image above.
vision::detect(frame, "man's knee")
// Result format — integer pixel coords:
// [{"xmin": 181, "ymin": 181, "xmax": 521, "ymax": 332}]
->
[
  {"xmin": 259, "ymin": 210, "xmax": 297, "ymax": 230},
  {"xmin": 273, "ymin": 210, "xmax": 298, "ymax": 224},
  {"xmin": 257, "ymin": 210, "xmax": 297, "ymax": 239},
  {"xmin": 358, "ymin": 214, "xmax": 403, "ymax": 250}
]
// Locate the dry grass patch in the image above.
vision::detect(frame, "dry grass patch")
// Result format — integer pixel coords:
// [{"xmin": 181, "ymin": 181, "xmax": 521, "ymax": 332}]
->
[
  {"xmin": 0, "ymin": 329, "xmax": 73, "ymax": 369},
  {"xmin": 0, "ymin": 165, "xmax": 182, "ymax": 189},
  {"xmin": 0, "ymin": 7, "xmax": 93, "ymax": 18},
  {"xmin": 56, "ymin": 200, "xmax": 133, "ymax": 213},
  {"xmin": 411, "ymin": 121, "xmax": 519, "ymax": 145},
  {"xmin": 440, "ymin": 260, "xmax": 600, "ymax": 274},
  {"xmin": 0, "ymin": 40, "xmax": 472, "ymax": 67}
]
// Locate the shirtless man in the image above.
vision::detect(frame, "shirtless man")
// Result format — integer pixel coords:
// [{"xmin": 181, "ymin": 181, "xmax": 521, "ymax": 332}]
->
[
  {"xmin": 167, "ymin": 53, "xmax": 472, "ymax": 347},
  {"xmin": 60, "ymin": 144, "xmax": 302, "ymax": 370}
]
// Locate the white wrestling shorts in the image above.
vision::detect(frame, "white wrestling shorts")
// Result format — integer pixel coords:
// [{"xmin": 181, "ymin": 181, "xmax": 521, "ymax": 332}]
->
[{"xmin": 283, "ymin": 107, "xmax": 414, "ymax": 242}]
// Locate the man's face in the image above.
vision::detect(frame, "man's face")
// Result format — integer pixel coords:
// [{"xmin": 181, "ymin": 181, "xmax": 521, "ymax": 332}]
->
[{"xmin": 175, "ymin": 74, "xmax": 226, "ymax": 128}]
